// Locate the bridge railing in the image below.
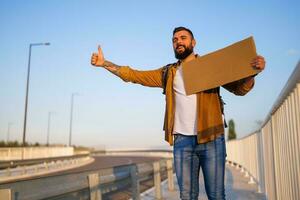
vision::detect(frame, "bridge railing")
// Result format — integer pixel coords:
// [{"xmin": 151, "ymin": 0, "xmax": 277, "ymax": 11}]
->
[
  {"xmin": 0, "ymin": 153, "xmax": 93, "ymax": 183},
  {"xmin": 226, "ymin": 61, "xmax": 300, "ymax": 200}
]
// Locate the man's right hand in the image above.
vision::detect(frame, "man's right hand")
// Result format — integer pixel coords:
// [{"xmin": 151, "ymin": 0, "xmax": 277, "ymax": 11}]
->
[{"xmin": 91, "ymin": 45, "xmax": 105, "ymax": 67}]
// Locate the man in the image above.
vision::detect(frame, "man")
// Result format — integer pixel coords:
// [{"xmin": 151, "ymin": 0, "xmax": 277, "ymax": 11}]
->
[{"xmin": 91, "ymin": 27, "xmax": 266, "ymax": 200}]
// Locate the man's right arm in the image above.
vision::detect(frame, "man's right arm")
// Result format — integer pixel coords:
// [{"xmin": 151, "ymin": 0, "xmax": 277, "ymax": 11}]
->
[{"xmin": 91, "ymin": 45, "xmax": 163, "ymax": 88}]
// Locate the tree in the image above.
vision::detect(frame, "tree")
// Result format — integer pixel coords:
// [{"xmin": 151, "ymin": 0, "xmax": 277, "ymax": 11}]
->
[
  {"xmin": 34, "ymin": 142, "xmax": 40, "ymax": 146},
  {"xmin": 228, "ymin": 119, "xmax": 237, "ymax": 140}
]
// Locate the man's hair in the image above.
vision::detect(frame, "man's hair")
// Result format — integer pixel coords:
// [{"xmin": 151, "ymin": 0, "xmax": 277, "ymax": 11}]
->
[{"xmin": 173, "ymin": 26, "xmax": 194, "ymax": 39}]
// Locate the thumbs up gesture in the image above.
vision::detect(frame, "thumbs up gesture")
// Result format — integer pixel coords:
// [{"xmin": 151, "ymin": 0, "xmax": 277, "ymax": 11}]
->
[{"xmin": 91, "ymin": 45, "xmax": 105, "ymax": 67}]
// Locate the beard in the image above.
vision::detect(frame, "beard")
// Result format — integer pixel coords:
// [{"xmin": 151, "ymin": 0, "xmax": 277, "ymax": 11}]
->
[{"xmin": 174, "ymin": 44, "xmax": 194, "ymax": 60}]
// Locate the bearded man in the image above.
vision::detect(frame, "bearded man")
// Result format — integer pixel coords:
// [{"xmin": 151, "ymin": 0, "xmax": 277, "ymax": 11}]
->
[{"xmin": 91, "ymin": 27, "xmax": 265, "ymax": 200}]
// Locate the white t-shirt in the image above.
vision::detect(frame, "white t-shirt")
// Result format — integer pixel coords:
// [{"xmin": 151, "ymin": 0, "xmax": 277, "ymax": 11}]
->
[{"xmin": 173, "ymin": 65, "xmax": 198, "ymax": 135}]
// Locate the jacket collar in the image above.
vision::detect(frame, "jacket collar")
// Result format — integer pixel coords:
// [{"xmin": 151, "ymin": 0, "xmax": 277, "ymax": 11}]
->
[{"xmin": 175, "ymin": 54, "xmax": 198, "ymax": 68}]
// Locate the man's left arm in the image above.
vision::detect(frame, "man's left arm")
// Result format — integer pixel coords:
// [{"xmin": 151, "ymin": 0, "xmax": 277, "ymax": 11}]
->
[{"xmin": 223, "ymin": 55, "xmax": 266, "ymax": 96}]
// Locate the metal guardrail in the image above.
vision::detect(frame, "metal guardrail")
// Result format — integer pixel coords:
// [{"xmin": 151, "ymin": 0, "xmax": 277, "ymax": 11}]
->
[
  {"xmin": 0, "ymin": 153, "xmax": 90, "ymax": 169},
  {"xmin": 226, "ymin": 61, "xmax": 300, "ymax": 200},
  {"xmin": 94, "ymin": 149, "xmax": 173, "ymax": 158},
  {"xmin": 0, "ymin": 158, "xmax": 93, "ymax": 184},
  {"xmin": 0, "ymin": 152, "xmax": 174, "ymax": 200}
]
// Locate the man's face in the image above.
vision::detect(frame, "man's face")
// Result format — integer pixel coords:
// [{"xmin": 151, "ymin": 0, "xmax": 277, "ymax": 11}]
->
[{"xmin": 172, "ymin": 30, "xmax": 196, "ymax": 60}]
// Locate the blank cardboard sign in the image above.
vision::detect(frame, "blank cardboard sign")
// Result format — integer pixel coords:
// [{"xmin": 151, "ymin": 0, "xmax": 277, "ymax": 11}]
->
[{"xmin": 182, "ymin": 37, "xmax": 261, "ymax": 95}]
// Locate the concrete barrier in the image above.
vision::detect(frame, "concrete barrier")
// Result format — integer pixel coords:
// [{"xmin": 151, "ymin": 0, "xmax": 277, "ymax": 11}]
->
[{"xmin": 0, "ymin": 147, "xmax": 74, "ymax": 161}]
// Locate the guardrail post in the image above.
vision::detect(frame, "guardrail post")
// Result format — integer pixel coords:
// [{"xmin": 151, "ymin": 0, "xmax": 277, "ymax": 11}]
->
[
  {"xmin": 166, "ymin": 159, "xmax": 174, "ymax": 191},
  {"xmin": 153, "ymin": 162, "xmax": 162, "ymax": 199},
  {"xmin": 22, "ymin": 166, "xmax": 27, "ymax": 175},
  {"xmin": 248, "ymin": 176, "xmax": 255, "ymax": 184},
  {"xmin": 0, "ymin": 189, "xmax": 12, "ymax": 200},
  {"xmin": 88, "ymin": 173, "xmax": 101, "ymax": 200},
  {"xmin": 230, "ymin": 161, "xmax": 235, "ymax": 167},
  {"xmin": 257, "ymin": 130, "xmax": 265, "ymax": 194},
  {"xmin": 130, "ymin": 165, "xmax": 140, "ymax": 200},
  {"xmin": 34, "ymin": 164, "xmax": 39, "ymax": 173},
  {"xmin": 244, "ymin": 171, "xmax": 249, "ymax": 177},
  {"xmin": 240, "ymin": 167, "xmax": 244, "ymax": 173},
  {"xmin": 44, "ymin": 162, "xmax": 48, "ymax": 171},
  {"xmin": 6, "ymin": 168, "xmax": 11, "ymax": 176}
]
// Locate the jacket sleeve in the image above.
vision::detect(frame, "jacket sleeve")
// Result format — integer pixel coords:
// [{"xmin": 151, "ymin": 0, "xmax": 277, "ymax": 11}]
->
[
  {"xmin": 117, "ymin": 66, "xmax": 163, "ymax": 88},
  {"xmin": 222, "ymin": 76, "xmax": 255, "ymax": 96}
]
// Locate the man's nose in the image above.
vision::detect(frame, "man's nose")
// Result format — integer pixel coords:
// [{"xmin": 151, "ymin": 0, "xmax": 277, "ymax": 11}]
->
[{"xmin": 176, "ymin": 41, "xmax": 183, "ymax": 46}]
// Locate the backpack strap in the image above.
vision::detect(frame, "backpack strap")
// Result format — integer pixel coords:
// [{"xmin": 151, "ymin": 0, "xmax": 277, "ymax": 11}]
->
[
  {"xmin": 162, "ymin": 63, "xmax": 173, "ymax": 95},
  {"xmin": 217, "ymin": 87, "xmax": 228, "ymax": 128}
]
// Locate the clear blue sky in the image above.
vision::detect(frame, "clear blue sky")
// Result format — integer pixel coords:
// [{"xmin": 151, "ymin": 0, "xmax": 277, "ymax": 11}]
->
[{"xmin": 0, "ymin": 0, "xmax": 299, "ymax": 149}]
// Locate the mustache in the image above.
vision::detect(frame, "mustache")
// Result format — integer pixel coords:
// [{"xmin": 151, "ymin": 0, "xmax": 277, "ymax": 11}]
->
[{"xmin": 176, "ymin": 45, "xmax": 186, "ymax": 50}]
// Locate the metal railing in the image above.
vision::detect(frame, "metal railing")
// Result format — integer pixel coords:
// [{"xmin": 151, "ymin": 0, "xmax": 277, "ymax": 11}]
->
[
  {"xmin": 0, "ymin": 154, "xmax": 92, "ymax": 183},
  {"xmin": 226, "ymin": 61, "xmax": 300, "ymax": 200},
  {"xmin": 0, "ymin": 151, "xmax": 174, "ymax": 200},
  {"xmin": 0, "ymin": 153, "xmax": 90, "ymax": 169}
]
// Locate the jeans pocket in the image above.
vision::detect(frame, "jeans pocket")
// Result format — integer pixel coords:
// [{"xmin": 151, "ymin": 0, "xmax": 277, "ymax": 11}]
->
[
  {"xmin": 217, "ymin": 134, "xmax": 225, "ymax": 142},
  {"xmin": 218, "ymin": 134, "xmax": 227, "ymax": 156},
  {"xmin": 174, "ymin": 134, "xmax": 185, "ymax": 145}
]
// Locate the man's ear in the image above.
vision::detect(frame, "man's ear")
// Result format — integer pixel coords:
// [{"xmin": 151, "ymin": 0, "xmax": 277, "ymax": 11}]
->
[{"xmin": 192, "ymin": 39, "xmax": 196, "ymax": 48}]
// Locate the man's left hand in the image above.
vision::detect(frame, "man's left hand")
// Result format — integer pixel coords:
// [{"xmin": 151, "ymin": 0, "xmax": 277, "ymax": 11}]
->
[{"xmin": 251, "ymin": 55, "xmax": 266, "ymax": 71}]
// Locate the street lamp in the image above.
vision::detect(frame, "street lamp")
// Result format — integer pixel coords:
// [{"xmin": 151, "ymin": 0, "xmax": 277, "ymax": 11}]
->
[
  {"xmin": 47, "ymin": 112, "xmax": 55, "ymax": 146},
  {"xmin": 69, "ymin": 93, "xmax": 79, "ymax": 146},
  {"xmin": 22, "ymin": 42, "xmax": 50, "ymax": 146}
]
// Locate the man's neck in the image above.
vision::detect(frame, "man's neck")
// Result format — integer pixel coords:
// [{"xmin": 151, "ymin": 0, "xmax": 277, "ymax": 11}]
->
[{"xmin": 180, "ymin": 52, "xmax": 196, "ymax": 63}]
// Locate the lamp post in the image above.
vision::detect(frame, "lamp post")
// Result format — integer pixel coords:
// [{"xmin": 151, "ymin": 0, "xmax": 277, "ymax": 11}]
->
[
  {"xmin": 69, "ymin": 93, "xmax": 79, "ymax": 146},
  {"xmin": 22, "ymin": 42, "xmax": 50, "ymax": 147},
  {"xmin": 47, "ymin": 112, "xmax": 55, "ymax": 146}
]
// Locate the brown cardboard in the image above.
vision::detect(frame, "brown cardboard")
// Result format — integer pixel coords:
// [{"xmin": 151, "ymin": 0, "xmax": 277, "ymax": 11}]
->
[{"xmin": 182, "ymin": 36, "xmax": 261, "ymax": 95}]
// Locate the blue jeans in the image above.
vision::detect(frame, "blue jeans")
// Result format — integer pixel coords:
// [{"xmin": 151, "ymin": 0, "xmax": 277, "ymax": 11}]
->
[{"xmin": 173, "ymin": 134, "xmax": 227, "ymax": 200}]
